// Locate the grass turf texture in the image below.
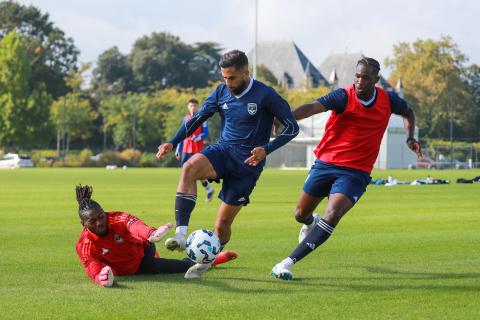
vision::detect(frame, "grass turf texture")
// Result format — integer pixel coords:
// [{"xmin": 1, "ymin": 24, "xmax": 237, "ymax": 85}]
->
[{"xmin": 0, "ymin": 168, "xmax": 479, "ymax": 319}]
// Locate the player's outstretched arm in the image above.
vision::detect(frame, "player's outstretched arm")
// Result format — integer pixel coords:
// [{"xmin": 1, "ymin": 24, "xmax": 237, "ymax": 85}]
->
[
  {"xmin": 292, "ymin": 101, "xmax": 327, "ymax": 121},
  {"xmin": 98, "ymin": 266, "xmax": 114, "ymax": 287}
]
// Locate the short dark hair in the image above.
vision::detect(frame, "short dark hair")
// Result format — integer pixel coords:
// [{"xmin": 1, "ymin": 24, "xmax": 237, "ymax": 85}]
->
[
  {"xmin": 357, "ymin": 57, "xmax": 380, "ymax": 74},
  {"xmin": 75, "ymin": 184, "xmax": 103, "ymax": 219},
  {"xmin": 188, "ymin": 98, "xmax": 199, "ymax": 105},
  {"xmin": 219, "ymin": 50, "xmax": 248, "ymax": 69}
]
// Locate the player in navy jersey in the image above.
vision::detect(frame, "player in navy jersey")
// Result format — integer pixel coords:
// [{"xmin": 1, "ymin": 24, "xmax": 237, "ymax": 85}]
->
[
  {"xmin": 271, "ymin": 57, "xmax": 423, "ymax": 280},
  {"xmin": 156, "ymin": 50, "xmax": 299, "ymax": 278}
]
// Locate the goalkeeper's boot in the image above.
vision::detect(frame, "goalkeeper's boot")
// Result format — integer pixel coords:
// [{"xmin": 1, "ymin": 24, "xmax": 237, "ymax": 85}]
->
[
  {"xmin": 298, "ymin": 213, "xmax": 321, "ymax": 243},
  {"xmin": 184, "ymin": 262, "xmax": 212, "ymax": 279},
  {"xmin": 164, "ymin": 232, "xmax": 186, "ymax": 252}
]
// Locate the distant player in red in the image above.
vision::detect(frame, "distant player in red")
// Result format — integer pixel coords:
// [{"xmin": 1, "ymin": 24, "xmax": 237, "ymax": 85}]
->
[
  {"xmin": 175, "ymin": 98, "xmax": 215, "ymax": 202},
  {"xmin": 271, "ymin": 57, "xmax": 423, "ymax": 280},
  {"xmin": 75, "ymin": 185, "xmax": 236, "ymax": 287}
]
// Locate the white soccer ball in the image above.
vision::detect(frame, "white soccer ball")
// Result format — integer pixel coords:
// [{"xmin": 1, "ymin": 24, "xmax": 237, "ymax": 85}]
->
[{"xmin": 186, "ymin": 229, "xmax": 221, "ymax": 264}]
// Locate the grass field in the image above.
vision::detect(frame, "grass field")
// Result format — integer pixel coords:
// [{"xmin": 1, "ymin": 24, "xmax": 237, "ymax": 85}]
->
[{"xmin": 0, "ymin": 168, "xmax": 479, "ymax": 319}]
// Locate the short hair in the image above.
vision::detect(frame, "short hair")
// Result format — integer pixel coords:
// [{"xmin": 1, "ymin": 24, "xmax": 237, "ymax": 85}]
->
[
  {"xmin": 188, "ymin": 98, "xmax": 199, "ymax": 105},
  {"xmin": 357, "ymin": 57, "xmax": 381, "ymax": 74},
  {"xmin": 75, "ymin": 184, "xmax": 103, "ymax": 219},
  {"xmin": 219, "ymin": 50, "xmax": 248, "ymax": 69}
]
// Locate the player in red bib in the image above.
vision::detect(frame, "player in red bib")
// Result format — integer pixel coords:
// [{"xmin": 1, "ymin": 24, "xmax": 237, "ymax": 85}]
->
[
  {"xmin": 175, "ymin": 98, "xmax": 215, "ymax": 202},
  {"xmin": 271, "ymin": 57, "xmax": 423, "ymax": 280},
  {"xmin": 75, "ymin": 185, "xmax": 236, "ymax": 287}
]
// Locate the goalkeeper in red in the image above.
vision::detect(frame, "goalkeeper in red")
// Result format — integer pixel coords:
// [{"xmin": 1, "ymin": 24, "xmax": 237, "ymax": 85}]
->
[{"xmin": 75, "ymin": 185, "xmax": 235, "ymax": 287}]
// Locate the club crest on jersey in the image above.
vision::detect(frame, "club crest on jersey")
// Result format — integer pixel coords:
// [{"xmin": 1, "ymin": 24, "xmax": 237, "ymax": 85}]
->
[
  {"xmin": 114, "ymin": 234, "xmax": 124, "ymax": 244},
  {"xmin": 247, "ymin": 103, "xmax": 257, "ymax": 115}
]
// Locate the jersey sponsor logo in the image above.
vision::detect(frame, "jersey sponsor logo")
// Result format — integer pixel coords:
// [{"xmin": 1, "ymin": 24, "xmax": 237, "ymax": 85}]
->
[
  {"xmin": 222, "ymin": 103, "xmax": 229, "ymax": 110},
  {"xmin": 101, "ymin": 248, "xmax": 109, "ymax": 255},
  {"xmin": 247, "ymin": 103, "xmax": 257, "ymax": 115},
  {"xmin": 114, "ymin": 234, "xmax": 124, "ymax": 244}
]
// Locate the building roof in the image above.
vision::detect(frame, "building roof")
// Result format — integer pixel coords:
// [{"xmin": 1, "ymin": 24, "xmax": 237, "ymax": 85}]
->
[
  {"xmin": 318, "ymin": 52, "xmax": 393, "ymax": 90},
  {"xmin": 248, "ymin": 41, "xmax": 328, "ymax": 88}
]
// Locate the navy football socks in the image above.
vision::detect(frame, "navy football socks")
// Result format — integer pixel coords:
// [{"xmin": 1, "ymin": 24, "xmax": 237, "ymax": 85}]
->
[
  {"xmin": 175, "ymin": 192, "xmax": 197, "ymax": 227},
  {"xmin": 289, "ymin": 218, "xmax": 335, "ymax": 263}
]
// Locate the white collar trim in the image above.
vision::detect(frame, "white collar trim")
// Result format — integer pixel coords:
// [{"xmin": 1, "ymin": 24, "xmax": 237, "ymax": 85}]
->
[
  {"xmin": 358, "ymin": 87, "xmax": 377, "ymax": 106},
  {"xmin": 234, "ymin": 77, "xmax": 253, "ymax": 99}
]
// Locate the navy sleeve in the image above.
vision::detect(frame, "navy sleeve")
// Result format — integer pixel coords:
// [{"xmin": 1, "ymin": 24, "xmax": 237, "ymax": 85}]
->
[
  {"xmin": 388, "ymin": 91, "xmax": 408, "ymax": 115},
  {"xmin": 263, "ymin": 89, "xmax": 299, "ymax": 155},
  {"xmin": 317, "ymin": 88, "xmax": 348, "ymax": 114},
  {"xmin": 169, "ymin": 89, "xmax": 219, "ymax": 148}
]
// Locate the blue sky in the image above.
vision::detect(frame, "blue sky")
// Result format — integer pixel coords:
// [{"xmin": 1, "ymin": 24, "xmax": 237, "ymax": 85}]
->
[{"xmin": 18, "ymin": 0, "xmax": 480, "ymax": 76}]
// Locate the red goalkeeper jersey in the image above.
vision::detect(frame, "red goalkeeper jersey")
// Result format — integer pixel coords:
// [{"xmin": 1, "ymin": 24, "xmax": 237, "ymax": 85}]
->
[{"xmin": 75, "ymin": 211, "xmax": 156, "ymax": 285}]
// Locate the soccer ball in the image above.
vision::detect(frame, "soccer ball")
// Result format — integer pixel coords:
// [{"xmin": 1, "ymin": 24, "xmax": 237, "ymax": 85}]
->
[{"xmin": 186, "ymin": 229, "xmax": 221, "ymax": 264}]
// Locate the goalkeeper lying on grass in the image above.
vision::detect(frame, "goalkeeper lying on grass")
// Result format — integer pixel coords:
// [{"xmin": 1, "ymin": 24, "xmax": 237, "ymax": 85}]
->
[{"xmin": 75, "ymin": 185, "xmax": 236, "ymax": 287}]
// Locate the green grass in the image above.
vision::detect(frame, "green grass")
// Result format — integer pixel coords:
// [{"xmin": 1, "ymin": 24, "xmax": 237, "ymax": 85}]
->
[{"xmin": 0, "ymin": 168, "xmax": 479, "ymax": 319}]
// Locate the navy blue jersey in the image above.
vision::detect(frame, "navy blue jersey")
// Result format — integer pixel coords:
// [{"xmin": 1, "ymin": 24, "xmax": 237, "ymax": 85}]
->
[
  {"xmin": 318, "ymin": 87, "xmax": 408, "ymax": 115},
  {"xmin": 170, "ymin": 78, "xmax": 299, "ymax": 154}
]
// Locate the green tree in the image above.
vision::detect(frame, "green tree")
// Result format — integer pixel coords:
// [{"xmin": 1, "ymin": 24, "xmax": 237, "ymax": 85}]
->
[
  {"xmin": 129, "ymin": 32, "xmax": 221, "ymax": 91},
  {"xmin": 385, "ymin": 36, "xmax": 477, "ymax": 139},
  {"xmin": 0, "ymin": 1, "xmax": 79, "ymax": 99},
  {"xmin": 91, "ymin": 46, "xmax": 134, "ymax": 97},
  {"xmin": 51, "ymin": 64, "xmax": 96, "ymax": 155},
  {"xmin": 0, "ymin": 30, "xmax": 52, "ymax": 149}
]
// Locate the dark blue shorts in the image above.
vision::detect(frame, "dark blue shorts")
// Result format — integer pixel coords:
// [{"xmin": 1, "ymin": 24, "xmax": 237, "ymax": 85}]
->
[
  {"xmin": 201, "ymin": 143, "xmax": 263, "ymax": 206},
  {"xmin": 303, "ymin": 160, "xmax": 372, "ymax": 205}
]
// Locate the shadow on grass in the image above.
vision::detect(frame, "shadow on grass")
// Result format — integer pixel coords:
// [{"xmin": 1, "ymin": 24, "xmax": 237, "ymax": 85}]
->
[
  {"xmin": 300, "ymin": 266, "xmax": 480, "ymax": 292},
  {"xmin": 115, "ymin": 266, "xmax": 299, "ymax": 294},
  {"xmin": 113, "ymin": 265, "xmax": 480, "ymax": 294},
  {"xmin": 365, "ymin": 266, "xmax": 480, "ymax": 280}
]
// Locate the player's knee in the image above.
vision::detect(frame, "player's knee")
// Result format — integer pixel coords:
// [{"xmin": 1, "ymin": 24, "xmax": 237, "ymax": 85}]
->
[{"xmin": 181, "ymin": 161, "xmax": 201, "ymax": 180}]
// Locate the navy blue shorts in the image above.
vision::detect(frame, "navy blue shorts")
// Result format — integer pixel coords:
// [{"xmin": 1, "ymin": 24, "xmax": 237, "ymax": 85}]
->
[
  {"xmin": 303, "ymin": 160, "xmax": 371, "ymax": 205},
  {"xmin": 201, "ymin": 143, "xmax": 263, "ymax": 206}
]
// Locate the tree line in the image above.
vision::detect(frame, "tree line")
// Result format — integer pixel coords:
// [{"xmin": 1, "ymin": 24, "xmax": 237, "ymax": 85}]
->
[{"xmin": 0, "ymin": 1, "xmax": 479, "ymax": 155}]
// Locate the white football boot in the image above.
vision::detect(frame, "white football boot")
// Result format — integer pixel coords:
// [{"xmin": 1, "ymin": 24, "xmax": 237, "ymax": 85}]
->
[
  {"xmin": 271, "ymin": 262, "xmax": 293, "ymax": 281},
  {"xmin": 298, "ymin": 213, "xmax": 321, "ymax": 243},
  {"xmin": 164, "ymin": 233, "xmax": 186, "ymax": 252},
  {"xmin": 184, "ymin": 262, "xmax": 212, "ymax": 279}
]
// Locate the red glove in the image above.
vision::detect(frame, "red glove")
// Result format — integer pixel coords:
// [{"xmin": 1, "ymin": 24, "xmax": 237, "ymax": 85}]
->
[{"xmin": 99, "ymin": 266, "xmax": 114, "ymax": 287}]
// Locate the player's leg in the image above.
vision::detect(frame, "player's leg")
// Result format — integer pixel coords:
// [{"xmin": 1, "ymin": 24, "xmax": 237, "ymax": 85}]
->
[
  {"xmin": 184, "ymin": 202, "xmax": 242, "ymax": 279},
  {"xmin": 214, "ymin": 201, "xmax": 243, "ymax": 249},
  {"xmin": 296, "ymin": 191, "xmax": 324, "ymax": 243},
  {"xmin": 272, "ymin": 168, "xmax": 370, "ymax": 280},
  {"xmin": 137, "ymin": 243, "xmax": 195, "ymax": 274},
  {"xmin": 272, "ymin": 194, "xmax": 353, "ymax": 280},
  {"xmin": 165, "ymin": 153, "xmax": 217, "ymax": 251}
]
